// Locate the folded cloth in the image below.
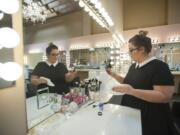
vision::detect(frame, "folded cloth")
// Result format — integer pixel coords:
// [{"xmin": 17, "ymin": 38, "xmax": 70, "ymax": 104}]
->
[
  {"xmin": 40, "ymin": 77, "xmax": 55, "ymax": 87},
  {"xmin": 98, "ymin": 72, "xmax": 124, "ymax": 102}
]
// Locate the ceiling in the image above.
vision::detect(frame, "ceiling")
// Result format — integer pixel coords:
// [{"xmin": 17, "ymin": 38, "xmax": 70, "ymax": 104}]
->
[{"xmin": 23, "ymin": 0, "xmax": 81, "ymax": 25}]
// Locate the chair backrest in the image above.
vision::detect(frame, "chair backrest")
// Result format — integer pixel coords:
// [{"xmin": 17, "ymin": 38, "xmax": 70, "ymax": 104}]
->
[{"xmin": 172, "ymin": 101, "xmax": 180, "ymax": 118}]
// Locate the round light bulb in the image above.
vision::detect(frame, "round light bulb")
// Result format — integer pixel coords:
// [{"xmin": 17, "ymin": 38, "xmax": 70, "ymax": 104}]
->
[
  {"xmin": 0, "ymin": 12, "xmax": 4, "ymax": 20},
  {"xmin": 90, "ymin": 0, "xmax": 98, "ymax": 4},
  {"xmin": 0, "ymin": 0, "xmax": 19, "ymax": 14},
  {"xmin": 1, "ymin": 62, "xmax": 22, "ymax": 81},
  {"xmin": 0, "ymin": 44, "xmax": 3, "ymax": 49},
  {"xmin": 0, "ymin": 27, "xmax": 20, "ymax": 48},
  {"xmin": 95, "ymin": 2, "xmax": 102, "ymax": 9},
  {"xmin": 79, "ymin": 0, "xmax": 85, "ymax": 7},
  {"xmin": 110, "ymin": 61, "xmax": 114, "ymax": 65},
  {"xmin": 110, "ymin": 56, "xmax": 114, "ymax": 60},
  {"xmin": 84, "ymin": 6, "xmax": 90, "ymax": 12},
  {"xmin": 0, "ymin": 63, "xmax": 3, "ymax": 78}
]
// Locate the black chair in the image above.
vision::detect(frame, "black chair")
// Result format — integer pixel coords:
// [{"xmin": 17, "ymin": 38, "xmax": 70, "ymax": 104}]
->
[
  {"xmin": 26, "ymin": 82, "xmax": 37, "ymax": 98},
  {"xmin": 172, "ymin": 101, "xmax": 180, "ymax": 135}
]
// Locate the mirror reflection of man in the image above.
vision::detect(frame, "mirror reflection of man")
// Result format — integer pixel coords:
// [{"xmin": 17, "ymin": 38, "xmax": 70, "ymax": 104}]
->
[{"xmin": 31, "ymin": 43, "xmax": 77, "ymax": 94}]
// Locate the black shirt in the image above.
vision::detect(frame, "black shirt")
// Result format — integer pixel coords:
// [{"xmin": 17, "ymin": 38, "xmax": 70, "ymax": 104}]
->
[
  {"xmin": 122, "ymin": 59, "xmax": 175, "ymax": 135},
  {"xmin": 32, "ymin": 62, "xmax": 69, "ymax": 94}
]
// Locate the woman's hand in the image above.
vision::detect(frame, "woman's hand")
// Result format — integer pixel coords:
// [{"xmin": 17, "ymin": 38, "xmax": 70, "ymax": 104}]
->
[
  {"xmin": 65, "ymin": 71, "xmax": 77, "ymax": 82},
  {"xmin": 112, "ymin": 84, "xmax": 134, "ymax": 94}
]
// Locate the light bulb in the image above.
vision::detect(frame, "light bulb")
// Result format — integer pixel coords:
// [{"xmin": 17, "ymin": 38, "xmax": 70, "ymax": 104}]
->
[
  {"xmin": 0, "ymin": 63, "xmax": 3, "ymax": 78},
  {"xmin": 90, "ymin": 0, "xmax": 98, "ymax": 4},
  {"xmin": 79, "ymin": 0, "xmax": 85, "ymax": 7},
  {"xmin": 1, "ymin": 62, "xmax": 22, "ymax": 81},
  {"xmin": 0, "ymin": 44, "xmax": 3, "ymax": 49},
  {"xmin": 110, "ymin": 56, "xmax": 114, "ymax": 60},
  {"xmin": 0, "ymin": 27, "xmax": 20, "ymax": 48},
  {"xmin": 0, "ymin": 0, "xmax": 19, "ymax": 14},
  {"xmin": 95, "ymin": 2, "xmax": 102, "ymax": 9},
  {"xmin": 84, "ymin": 6, "xmax": 90, "ymax": 12},
  {"xmin": 0, "ymin": 12, "xmax": 4, "ymax": 20},
  {"xmin": 110, "ymin": 61, "xmax": 114, "ymax": 65}
]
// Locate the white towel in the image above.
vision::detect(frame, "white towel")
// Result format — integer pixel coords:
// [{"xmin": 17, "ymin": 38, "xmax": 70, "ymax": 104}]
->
[{"xmin": 40, "ymin": 77, "xmax": 55, "ymax": 87}]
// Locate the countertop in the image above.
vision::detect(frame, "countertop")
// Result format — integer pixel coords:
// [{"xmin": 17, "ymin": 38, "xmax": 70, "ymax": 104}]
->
[
  {"xmin": 171, "ymin": 71, "xmax": 180, "ymax": 75},
  {"xmin": 27, "ymin": 102, "xmax": 142, "ymax": 135}
]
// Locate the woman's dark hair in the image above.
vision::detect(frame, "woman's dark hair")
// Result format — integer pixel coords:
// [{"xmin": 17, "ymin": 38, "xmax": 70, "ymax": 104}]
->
[
  {"xmin": 129, "ymin": 30, "xmax": 152, "ymax": 53},
  {"xmin": 46, "ymin": 42, "xmax": 58, "ymax": 55}
]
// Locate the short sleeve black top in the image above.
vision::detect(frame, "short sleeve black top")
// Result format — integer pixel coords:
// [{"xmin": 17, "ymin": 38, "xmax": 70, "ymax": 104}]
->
[
  {"xmin": 122, "ymin": 59, "xmax": 175, "ymax": 135},
  {"xmin": 32, "ymin": 62, "xmax": 69, "ymax": 94}
]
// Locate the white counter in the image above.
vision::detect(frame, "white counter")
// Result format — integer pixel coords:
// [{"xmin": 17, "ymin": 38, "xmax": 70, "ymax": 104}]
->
[
  {"xmin": 171, "ymin": 71, "xmax": 180, "ymax": 75},
  {"xmin": 26, "ymin": 94, "xmax": 55, "ymax": 129},
  {"xmin": 28, "ymin": 103, "xmax": 142, "ymax": 135}
]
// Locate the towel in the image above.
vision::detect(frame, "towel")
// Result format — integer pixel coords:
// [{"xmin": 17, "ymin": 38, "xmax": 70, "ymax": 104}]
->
[{"xmin": 40, "ymin": 77, "xmax": 55, "ymax": 87}]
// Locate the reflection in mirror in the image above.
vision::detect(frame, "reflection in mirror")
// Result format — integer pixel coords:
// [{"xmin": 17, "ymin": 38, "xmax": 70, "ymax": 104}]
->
[
  {"xmin": 158, "ymin": 43, "xmax": 180, "ymax": 71},
  {"xmin": 23, "ymin": 0, "xmax": 112, "ymax": 131},
  {"xmin": 26, "ymin": 87, "xmax": 57, "ymax": 129},
  {"xmin": 0, "ymin": 12, "xmax": 15, "ymax": 89},
  {"xmin": 70, "ymin": 47, "xmax": 111, "ymax": 69},
  {"xmin": 37, "ymin": 87, "xmax": 49, "ymax": 109},
  {"xmin": 24, "ymin": 50, "xmax": 66, "ymax": 129}
]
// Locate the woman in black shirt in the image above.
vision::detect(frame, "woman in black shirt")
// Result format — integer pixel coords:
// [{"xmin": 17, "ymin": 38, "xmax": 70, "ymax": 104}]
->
[
  {"xmin": 107, "ymin": 31, "xmax": 175, "ymax": 135},
  {"xmin": 31, "ymin": 43, "xmax": 77, "ymax": 94}
]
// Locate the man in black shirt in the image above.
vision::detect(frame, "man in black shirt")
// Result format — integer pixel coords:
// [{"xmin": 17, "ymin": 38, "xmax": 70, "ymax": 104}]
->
[{"xmin": 31, "ymin": 43, "xmax": 77, "ymax": 94}]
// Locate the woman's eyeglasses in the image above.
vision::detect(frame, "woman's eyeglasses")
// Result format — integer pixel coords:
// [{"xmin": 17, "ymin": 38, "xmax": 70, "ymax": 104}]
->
[
  {"xmin": 49, "ymin": 53, "xmax": 60, "ymax": 56},
  {"xmin": 129, "ymin": 47, "xmax": 139, "ymax": 53}
]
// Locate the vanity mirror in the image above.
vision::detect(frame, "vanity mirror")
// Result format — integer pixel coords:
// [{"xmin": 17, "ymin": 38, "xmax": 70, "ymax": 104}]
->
[
  {"xmin": 22, "ymin": 0, "xmax": 114, "ymax": 131},
  {"xmin": 157, "ymin": 42, "xmax": 180, "ymax": 70}
]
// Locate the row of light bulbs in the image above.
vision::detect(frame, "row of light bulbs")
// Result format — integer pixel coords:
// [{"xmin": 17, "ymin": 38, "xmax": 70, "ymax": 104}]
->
[
  {"xmin": 0, "ymin": 0, "xmax": 22, "ymax": 81},
  {"xmin": 168, "ymin": 36, "xmax": 180, "ymax": 43},
  {"xmin": 76, "ymin": 0, "xmax": 114, "ymax": 28},
  {"xmin": 95, "ymin": 41, "xmax": 115, "ymax": 48},
  {"xmin": 70, "ymin": 44, "xmax": 90, "ymax": 50}
]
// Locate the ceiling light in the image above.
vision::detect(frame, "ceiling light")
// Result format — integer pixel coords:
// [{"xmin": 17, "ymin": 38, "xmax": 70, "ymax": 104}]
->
[
  {"xmin": 23, "ymin": 1, "xmax": 47, "ymax": 24},
  {"xmin": 76, "ymin": 0, "xmax": 114, "ymax": 28}
]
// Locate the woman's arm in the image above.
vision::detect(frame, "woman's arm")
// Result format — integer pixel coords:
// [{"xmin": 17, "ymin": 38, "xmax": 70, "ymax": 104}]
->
[
  {"xmin": 31, "ymin": 75, "xmax": 47, "ymax": 86},
  {"xmin": 106, "ymin": 68, "xmax": 124, "ymax": 83},
  {"xmin": 112, "ymin": 84, "xmax": 174, "ymax": 103}
]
